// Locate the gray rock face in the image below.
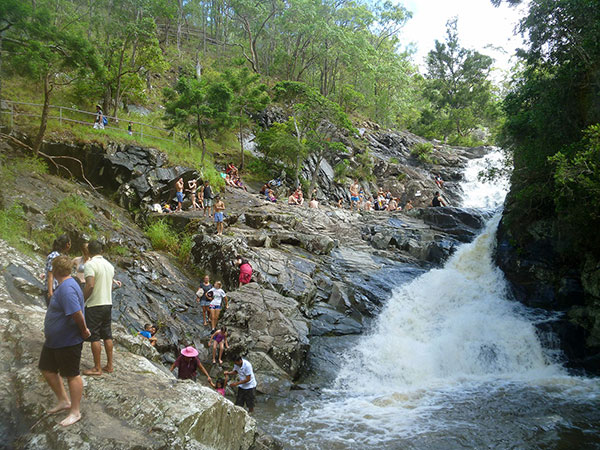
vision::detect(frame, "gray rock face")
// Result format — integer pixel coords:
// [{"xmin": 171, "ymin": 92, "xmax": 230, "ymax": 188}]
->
[{"xmin": 0, "ymin": 240, "xmax": 272, "ymax": 450}]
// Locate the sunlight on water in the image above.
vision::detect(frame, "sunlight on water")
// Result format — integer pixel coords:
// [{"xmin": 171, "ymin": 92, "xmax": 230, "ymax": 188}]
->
[{"xmin": 461, "ymin": 150, "xmax": 509, "ymax": 209}]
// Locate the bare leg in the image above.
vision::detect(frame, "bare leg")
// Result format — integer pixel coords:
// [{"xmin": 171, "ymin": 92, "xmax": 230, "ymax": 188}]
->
[
  {"xmin": 218, "ymin": 342, "xmax": 224, "ymax": 364},
  {"xmin": 41, "ymin": 370, "xmax": 70, "ymax": 414},
  {"xmin": 103, "ymin": 339, "xmax": 113, "ymax": 373},
  {"xmin": 82, "ymin": 341, "xmax": 102, "ymax": 376},
  {"xmin": 60, "ymin": 375, "xmax": 83, "ymax": 426},
  {"xmin": 212, "ymin": 341, "xmax": 217, "ymax": 363},
  {"xmin": 202, "ymin": 306, "xmax": 208, "ymax": 325},
  {"xmin": 210, "ymin": 309, "xmax": 217, "ymax": 330}
]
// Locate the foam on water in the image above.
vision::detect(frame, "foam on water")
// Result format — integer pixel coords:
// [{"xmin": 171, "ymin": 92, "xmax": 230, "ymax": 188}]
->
[{"xmin": 460, "ymin": 149, "xmax": 509, "ymax": 209}]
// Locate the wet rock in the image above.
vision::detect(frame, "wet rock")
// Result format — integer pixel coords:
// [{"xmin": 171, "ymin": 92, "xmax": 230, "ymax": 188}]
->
[{"xmin": 413, "ymin": 206, "xmax": 492, "ymax": 242}]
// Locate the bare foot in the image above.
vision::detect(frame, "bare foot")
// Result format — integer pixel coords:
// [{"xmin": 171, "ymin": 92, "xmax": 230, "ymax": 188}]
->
[
  {"xmin": 82, "ymin": 368, "xmax": 102, "ymax": 376},
  {"xmin": 60, "ymin": 412, "xmax": 81, "ymax": 427},
  {"xmin": 47, "ymin": 401, "xmax": 71, "ymax": 415},
  {"xmin": 102, "ymin": 365, "xmax": 114, "ymax": 374},
  {"xmin": 203, "ymin": 322, "xmax": 208, "ymax": 326},
  {"xmin": 212, "ymin": 360, "xmax": 216, "ymax": 364},
  {"xmin": 218, "ymin": 360, "xmax": 223, "ymax": 365}
]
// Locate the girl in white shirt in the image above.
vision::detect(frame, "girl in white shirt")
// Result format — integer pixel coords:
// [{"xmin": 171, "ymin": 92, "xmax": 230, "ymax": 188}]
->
[{"xmin": 207, "ymin": 281, "xmax": 228, "ymax": 332}]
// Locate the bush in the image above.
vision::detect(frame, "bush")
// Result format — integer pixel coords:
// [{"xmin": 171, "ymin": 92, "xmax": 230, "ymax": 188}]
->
[
  {"xmin": 411, "ymin": 142, "xmax": 434, "ymax": 164},
  {"xmin": 47, "ymin": 195, "xmax": 94, "ymax": 234},
  {"xmin": 201, "ymin": 163, "xmax": 226, "ymax": 192},
  {"xmin": 0, "ymin": 203, "xmax": 28, "ymax": 251},
  {"xmin": 334, "ymin": 161, "xmax": 349, "ymax": 183},
  {"xmin": 351, "ymin": 150, "xmax": 375, "ymax": 181},
  {"xmin": 146, "ymin": 219, "xmax": 178, "ymax": 252}
]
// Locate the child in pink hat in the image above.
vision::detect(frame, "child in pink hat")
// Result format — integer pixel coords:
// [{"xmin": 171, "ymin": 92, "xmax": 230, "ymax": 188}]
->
[{"xmin": 169, "ymin": 346, "xmax": 211, "ymax": 382}]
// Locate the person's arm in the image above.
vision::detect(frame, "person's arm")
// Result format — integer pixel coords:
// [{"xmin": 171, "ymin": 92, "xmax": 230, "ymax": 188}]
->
[
  {"xmin": 231, "ymin": 375, "xmax": 251, "ymax": 387},
  {"xmin": 83, "ymin": 275, "xmax": 95, "ymax": 300},
  {"xmin": 224, "ymin": 295, "xmax": 228, "ymax": 309},
  {"xmin": 224, "ymin": 369, "xmax": 238, "ymax": 377},
  {"xmin": 112, "ymin": 279, "xmax": 122, "ymax": 289},
  {"xmin": 224, "ymin": 333, "xmax": 229, "ymax": 349},
  {"xmin": 47, "ymin": 272, "xmax": 54, "ymax": 298},
  {"xmin": 169, "ymin": 362, "xmax": 176, "ymax": 372},
  {"xmin": 197, "ymin": 359, "xmax": 211, "ymax": 382},
  {"xmin": 71, "ymin": 310, "xmax": 91, "ymax": 339}
]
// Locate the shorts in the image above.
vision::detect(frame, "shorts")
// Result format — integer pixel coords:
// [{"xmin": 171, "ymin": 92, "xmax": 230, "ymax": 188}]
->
[
  {"xmin": 235, "ymin": 387, "xmax": 256, "ymax": 409},
  {"xmin": 176, "ymin": 192, "xmax": 184, "ymax": 203},
  {"xmin": 209, "ymin": 304, "xmax": 221, "ymax": 310},
  {"xmin": 204, "ymin": 198, "xmax": 213, "ymax": 207},
  {"xmin": 214, "ymin": 212, "xmax": 224, "ymax": 223},
  {"xmin": 351, "ymin": 196, "xmax": 359, "ymax": 202},
  {"xmin": 85, "ymin": 305, "xmax": 113, "ymax": 342},
  {"xmin": 38, "ymin": 343, "xmax": 83, "ymax": 377},
  {"xmin": 200, "ymin": 299, "xmax": 211, "ymax": 307}
]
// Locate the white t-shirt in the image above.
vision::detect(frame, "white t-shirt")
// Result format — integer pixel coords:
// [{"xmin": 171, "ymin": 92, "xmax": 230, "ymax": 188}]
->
[
  {"xmin": 84, "ymin": 255, "xmax": 115, "ymax": 308},
  {"xmin": 233, "ymin": 359, "xmax": 256, "ymax": 389},
  {"xmin": 208, "ymin": 288, "xmax": 226, "ymax": 307}
]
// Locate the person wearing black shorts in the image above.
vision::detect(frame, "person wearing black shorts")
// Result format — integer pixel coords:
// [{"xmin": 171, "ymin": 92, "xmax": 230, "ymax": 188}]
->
[
  {"xmin": 39, "ymin": 255, "xmax": 90, "ymax": 427},
  {"xmin": 225, "ymin": 355, "xmax": 257, "ymax": 413}
]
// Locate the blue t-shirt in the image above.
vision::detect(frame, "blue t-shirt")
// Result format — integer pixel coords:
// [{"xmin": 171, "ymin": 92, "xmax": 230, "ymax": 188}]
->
[
  {"xmin": 140, "ymin": 330, "xmax": 152, "ymax": 339},
  {"xmin": 44, "ymin": 277, "xmax": 85, "ymax": 348}
]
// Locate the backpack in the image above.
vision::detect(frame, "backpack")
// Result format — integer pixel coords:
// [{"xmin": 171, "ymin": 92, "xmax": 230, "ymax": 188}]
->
[{"xmin": 102, "ymin": 116, "xmax": 108, "ymax": 126}]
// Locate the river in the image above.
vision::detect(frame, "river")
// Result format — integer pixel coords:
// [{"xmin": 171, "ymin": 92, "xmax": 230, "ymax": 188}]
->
[{"xmin": 256, "ymin": 153, "xmax": 600, "ymax": 449}]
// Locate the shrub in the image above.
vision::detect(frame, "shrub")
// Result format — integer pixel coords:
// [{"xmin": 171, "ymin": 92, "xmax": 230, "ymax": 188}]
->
[
  {"xmin": 0, "ymin": 203, "xmax": 28, "ymax": 252},
  {"xmin": 351, "ymin": 150, "xmax": 375, "ymax": 181},
  {"xmin": 334, "ymin": 161, "xmax": 349, "ymax": 183},
  {"xmin": 47, "ymin": 195, "xmax": 94, "ymax": 234},
  {"xmin": 146, "ymin": 219, "xmax": 178, "ymax": 252},
  {"xmin": 411, "ymin": 142, "xmax": 434, "ymax": 164},
  {"xmin": 389, "ymin": 157, "xmax": 399, "ymax": 165},
  {"xmin": 177, "ymin": 235, "xmax": 194, "ymax": 264}
]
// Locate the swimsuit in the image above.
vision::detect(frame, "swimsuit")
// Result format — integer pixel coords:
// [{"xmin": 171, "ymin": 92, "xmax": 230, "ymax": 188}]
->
[
  {"xmin": 214, "ymin": 333, "xmax": 225, "ymax": 343},
  {"xmin": 217, "ymin": 388, "xmax": 225, "ymax": 396},
  {"xmin": 176, "ymin": 191, "xmax": 184, "ymax": 202}
]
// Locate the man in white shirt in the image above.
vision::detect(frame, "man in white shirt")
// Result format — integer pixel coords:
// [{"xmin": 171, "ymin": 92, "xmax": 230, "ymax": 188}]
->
[
  {"xmin": 225, "ymin": 355, "xmax": 257, "ymax": 413},
  {"xmin": 82, "ymin": 240, "xmax": 121, "ymax": 376}
]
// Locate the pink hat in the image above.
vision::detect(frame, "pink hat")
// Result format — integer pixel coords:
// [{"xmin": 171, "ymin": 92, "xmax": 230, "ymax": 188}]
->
[{"xmin": 180, "ymin": 346, "xmax": 198, "ymax": 357}]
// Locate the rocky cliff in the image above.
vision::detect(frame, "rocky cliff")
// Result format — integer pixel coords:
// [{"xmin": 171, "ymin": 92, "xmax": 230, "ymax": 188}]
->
[
  {"xmin": 496, "ymin": 193, "xmax": 600, "ymax": 374},
  {"xmin": 0, "ymin": 132, "xmax": 490, "ymax": 447}
]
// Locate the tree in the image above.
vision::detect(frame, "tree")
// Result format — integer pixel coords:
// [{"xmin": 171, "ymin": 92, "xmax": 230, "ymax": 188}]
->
[
  {"xmin": 4, "ymin": 5, "xmax": 101, "ymax": 154},
  {"xmin": 423, "ymin": 18, "xmax": 496, "ymax": 143},
  {"xmin": 225, "ymin": 66, "xmax": 269, "ymax": 170},
  {"xmin": 163, "ymin": 76, "xmax": 233, "ymax": 162},
  {"xmin": 0, "ymin": 0, "xmax": 30, "ymax": 105}
]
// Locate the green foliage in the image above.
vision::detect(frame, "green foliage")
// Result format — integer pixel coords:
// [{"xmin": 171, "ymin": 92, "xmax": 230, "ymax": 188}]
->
[
  {"xmin": 146, "ymin": 219, "xmax": 194, "ymax": 265},
  {"xmin": 416, "ymin": 18, "xmax": 499, "ymax": 144},
  {"xmin": 46, "ymin": 195, "xmax": 95, "ymax": 235},
  {"xmin": 164, "ymin": 76, "xmax": 233, "ymax": 162},
  {"xmin": 351, "ymin": 151, "xmax": 375, "ymax": 181},
  {"xmin": 389, "ymin": 157, "xmax": 399, "ymax": 165},
  {"xmin": 0, "ymin": 204, "xmax": 28, "ymax": 252},
  {"xmin": 109, "ymin": 245, "xmax": 130, "ymax": 257},
  {"xmin": 411, "ymin": 142, "xmax": 434, "ymax": 164},
  {"xmin": 333, "ymin": 161, "xmax": 349, "ymax": 183},
  {"xmin": 497, "ymin": 0, "xmax": 600, "ymax": 255}
]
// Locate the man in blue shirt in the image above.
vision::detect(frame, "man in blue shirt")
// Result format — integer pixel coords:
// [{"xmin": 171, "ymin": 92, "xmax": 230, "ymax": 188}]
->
[{"xmin": 38, "ymin": 255, "xmax": 90, "ymax": 427}]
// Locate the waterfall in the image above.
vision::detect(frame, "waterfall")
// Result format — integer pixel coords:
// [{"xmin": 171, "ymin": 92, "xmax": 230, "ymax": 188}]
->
[
  {"xmin": 460, "ymin": 149, "xmax": 509, "ymax": 209},
  {"xmin": 335, "ymin": 215, "xmax": 561, "ymax": 395}
]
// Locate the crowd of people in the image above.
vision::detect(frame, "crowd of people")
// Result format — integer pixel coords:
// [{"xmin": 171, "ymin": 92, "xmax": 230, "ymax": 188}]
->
[{"xmin": 41, "ymin": 232, "xmax": 257, "ymax": 427}]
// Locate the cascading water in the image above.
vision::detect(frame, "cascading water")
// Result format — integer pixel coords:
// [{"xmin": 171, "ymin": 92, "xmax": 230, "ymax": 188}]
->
[
  {"xmin": 460, "ymin": 149, "xmax": 509, "ymax": 209},
  {"xmin": 259, "ymin": 151, "xmax": 600, "ymax": 449}
]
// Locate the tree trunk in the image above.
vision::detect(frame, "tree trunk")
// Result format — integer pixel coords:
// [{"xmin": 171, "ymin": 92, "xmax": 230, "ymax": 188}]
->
[
  {"xmin": 239, "ymin": 109, "xmax": 244, "ymax": 170},
  {"xmin": 292, "ymin": 116, "xmax": 302, "ymax": 187},
  {"xmin": 176, "ymin": 0, "xmax": 183, "ymax": 54},
  {"xmin": 112, "ymin": 40, "xmax": 128, "ymax": 120},
  {"xmin": 308, "ymin": 153, "xmax": 323, "ymax": 199},
  {"xmin": 33, "ymin": 74, "xmax": 52, "ymax": 155},
  {"xmin": 198, "ymin": 116, "xmax": 206, "ymax": 162}
]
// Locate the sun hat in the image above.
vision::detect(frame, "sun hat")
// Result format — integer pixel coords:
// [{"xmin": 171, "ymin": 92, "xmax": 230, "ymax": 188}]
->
[{"xmin": 181, "ymin": 346, "xmax": 198, "ymax": 358}]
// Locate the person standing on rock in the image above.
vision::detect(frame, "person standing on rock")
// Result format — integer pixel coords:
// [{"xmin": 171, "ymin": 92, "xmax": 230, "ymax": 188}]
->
[
  {"xmin": 431, "ymin": 192, "xmax": 447, "ymax": 207},
  {"xmin": 350, "ymin": 180, "xmax": 360, "ymax": 211},
  {"xmin": 214, "ymin": 196, "xmax": 225, "ymax": 235},
  {"xmin": 196, "ymin": 275, "xmax": 213, "ymax": 326},
  {"xmin": 225, "ymin": 355, "xmax": 257, "ymax": 413},
  {"xmin": 188, "ymin": 179, "xmax": 200, "ymax": 210},
  {"xmin": 234, "ymin": 256, "xmax": 252, "ymax": 287},
  {"xmin": 72, "ymin": 241, "xmax": 91, "ymax": 291},
  {"xmin": 39, "ymin": 255, "xmax": 90, "ymax": 427},
  {"xmin": 207, "ymin": 281, "xmax": 228, "ymax": 332},
  {"xmin": 82, "ymin": 240, "xmax": 122, "ymax": 376},
  {"xmin": 203, "ymin": 180, "xmax": 214, "ymax": 218},
  {"xmin": 175, "ymin": 178, "xmax": 184, "ymax": 212},
  {"xmin": 45, "ymin": 234, "xmax": 71, "ymax": 306},
  {"xmin": 170, "ymin": 346, "xmax": 212, "ymax": 383}
]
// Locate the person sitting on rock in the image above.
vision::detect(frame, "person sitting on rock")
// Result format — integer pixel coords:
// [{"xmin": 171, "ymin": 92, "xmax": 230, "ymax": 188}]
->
[
  {"xmin": 364, "ymin": 197, "xmax": 373, "ymax": 211},
  {"xmin": 309, "ymin": 197, "xmax": 319, "ymax": 209},
  {"xmin": 170, "ymin": 346, "xmax": 211, "ymax": 383},
  {"xmin": 265, "ymin": 188, "xmax": 277, "ymax": 203},
  {"xmin": 260, "ymin": 183, "xmax": 270, "ymax": 195},
  {"xmin": 226, "ymin": 162, "xmax": 238, "ymax": 178},
  {"xmin": 431, "ymin": 192, "xmax": 447, "ymax": 207},
  {"xmin": 233, "ymin": 175, "xmax": 248, "ymax": 191},
  {"xmin": 207, "ymin": 282, "xmax": 228, "ymax": 332},
  {"xmin": 386, "ymin": 198, "xmax": 398, "ymax": 211},
  {"xmin": 288, "ymin": 187, "xmax": 304, "ymax": 206},
  {"xmin": 434, "ymin": 173, "xmax": 444, "ymax": 189},
  {"xmin": 210, "ymin": 327, "xmax": 229, "ymax": 365},
  {"xmin": 404, "ymin": 199, "xmax": 414, "ymax": 211},
  {"xmin": 139, "ymin": 323, "xmax": 157, "ymax": 346},
  {"xmin": 209, "ymin": 375, "xmax": 228, "ymax": 397}
]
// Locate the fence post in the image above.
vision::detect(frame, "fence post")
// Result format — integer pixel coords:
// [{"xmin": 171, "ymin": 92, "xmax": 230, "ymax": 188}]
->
[{"xmin": 59, "ymin": 106, "xmax": 62, "ymax": 126}]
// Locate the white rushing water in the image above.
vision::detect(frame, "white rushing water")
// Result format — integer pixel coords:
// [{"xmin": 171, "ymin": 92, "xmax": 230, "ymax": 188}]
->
[
  {"xmin": 260, "ymin": 151, "xmax": 600, "ymax": 449},
  {"xmin": 460, "ymin": 149, "xmax": 509, "ymax": 209}
]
